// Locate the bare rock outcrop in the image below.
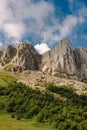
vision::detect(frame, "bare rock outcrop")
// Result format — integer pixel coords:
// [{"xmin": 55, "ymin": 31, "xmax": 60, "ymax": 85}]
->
[
  {"xmin": 0, "ymin": 45, "xmax": 16, "ymax": 65},
  {"xmin": 41, "ymin": 40, "xmax": 87, "ymax": 82},
  {"xmin": 0, "ymin": 40, "xmax": 87, "ymax": 82},
  {"xmin": 74, "ymin": 48, "xmax": 87, "ymax": 82},
  {"xmin": 11, "ymin": 42, "xmax": 41, "ymax": 71},
  {"xmin": 41, "ymin": 40, "xmax": 77, "ymax": 79},
  {"xmin": 0, "ymin": 42, "xmax": 41, "ymax": 71}
]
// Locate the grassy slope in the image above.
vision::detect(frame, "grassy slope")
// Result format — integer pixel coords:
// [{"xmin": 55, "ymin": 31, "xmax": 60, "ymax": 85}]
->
[
  {"xmin": 0, "ymin": 113, "xmax": 52, "ymax": 130},
  {"xmin": 0, "ymin": 71, "xmax": 87, "ymax": 130},
  {"xmin": 0, "ymin": 72, "xmax": 17, "ymax": 87},
  {"xmin": 0, "ymin": 72, "xmax": 52, "ymax": 130}
]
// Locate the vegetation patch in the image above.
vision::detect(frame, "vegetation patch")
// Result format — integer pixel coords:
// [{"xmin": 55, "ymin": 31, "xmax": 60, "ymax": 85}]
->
[
  {"xmin": 0, "ymin": 72, "xmax": 17, "ymax": 87},
  {"xmin": 0, "ymin": 82, "xmax": 87, "ymax": 129},
  {"xmin": 0, "ymin": 113, "xmax": 52, "ymax": 130},
  {"xmin": 46, "ymin": 84, "xmax": 74, "ymax": 98}
]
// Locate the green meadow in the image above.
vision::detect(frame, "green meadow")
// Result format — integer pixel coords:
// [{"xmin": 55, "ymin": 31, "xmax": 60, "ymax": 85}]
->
[
  {"xmin": 0, "ymin": 72, "xmax": 87, "ymax": 130},
  {"xmin": 0, "ymin": 72, "xmax": 17, "ymax": 87},
  {"xmin": 0, "ymin": 113, "xmax": 52, "ymax": 130},
  {"xmin": 0, "ymin": 72, "xmax": 52, "ymax": 130}
]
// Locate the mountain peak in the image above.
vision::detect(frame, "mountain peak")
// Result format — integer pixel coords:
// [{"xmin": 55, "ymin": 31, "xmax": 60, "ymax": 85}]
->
[{"xmin": 0, "ymin": 40, "xmax": 87, "ymax": 82}]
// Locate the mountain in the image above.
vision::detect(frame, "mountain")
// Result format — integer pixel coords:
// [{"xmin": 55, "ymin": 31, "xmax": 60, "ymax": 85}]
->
[
  {"xmin": 41, "ymin": 40, "xmax": 77, "ymax": 79},
  {"xmin": 0, "ymin": 42, "xmax": 41, "ymax": 71},
  {"xmin": 41, "ymin": 40, "xmax": 87, "ymax": 82},
  {"xmin": 0, "ymin": 39, "xmax": 87, "ymax": 82}
]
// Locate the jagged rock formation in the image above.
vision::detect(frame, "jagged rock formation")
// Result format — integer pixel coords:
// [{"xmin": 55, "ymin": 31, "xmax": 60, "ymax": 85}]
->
[
  {"xmin": 0, "ymin": 40, "xmax": 87, "ymax": 82},
  {"xmin": 74, "ymin": 48, "xmax": 87, "ymax": 82},
  {"xmin": 0, "ymin": 45, "xmax": 16, "ymax": 65},
  {"xmin": 41, "ymin": 40, "xmax": 87, "ymax": 82},
  {"xmin": 0, "ymin": 42, "xmax": 41, "ymax": 71},
  {"xmin": 11, "ymin": 43, "xmax": 41, "ymax": 71},
  {"xmin": 41, "ymin": 40, "xmax": 77, "ymax": 79}
]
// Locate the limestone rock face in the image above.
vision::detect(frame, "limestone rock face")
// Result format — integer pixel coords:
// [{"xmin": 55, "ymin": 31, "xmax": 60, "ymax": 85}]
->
[
  {"xmin": 0, "ymin": 40, "xmax": 87, "ymax": 82},
  {"xmin": 0, "ymin": 42, "xmax": 41, "ymax": 71},
  {"xmin": 74, "ymin": 48, "xmax": 87, "ymax": 82},
  {"xmin": 0, "ymin": 45, "xmax": 16, "ymax": 65},
  {"xmin": 41, "ymin": 40, "xmax": 77, "ymax": 79},
  {"xmin": 12, "ymin": 42, "xmax": 41, "ymax": 70}
]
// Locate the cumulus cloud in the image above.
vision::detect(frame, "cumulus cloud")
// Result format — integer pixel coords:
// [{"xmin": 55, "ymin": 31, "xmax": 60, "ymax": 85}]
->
[
  {"xmin": 3, "ymin": 23, "xmax": 25, "ymax": 40},
  {"xmin": 0, "ymin": 0, "xmax": 55, "ymax": 43},
  {"xmin": 41, "ymin": 14, "xmax": 85, "ymax": 44},
  {"xmin": 57, "ymin": 15, "xmax": 84, "ymax": 41},
  {"xmin": 0, "ymin": 0, "xmax": 86, "ymax": 49},
  {"xmin": 34, "ymin": 43, "xmax": 50, "ymax": 54}
]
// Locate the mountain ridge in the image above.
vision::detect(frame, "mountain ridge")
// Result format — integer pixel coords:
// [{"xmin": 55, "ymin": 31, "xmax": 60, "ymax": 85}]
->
[{"xmin": 0, "ymin": 39, "xmax": 87, "ymax": 82}]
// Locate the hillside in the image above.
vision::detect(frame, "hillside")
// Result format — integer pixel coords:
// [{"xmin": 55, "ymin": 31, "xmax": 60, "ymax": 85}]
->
[
  {"xmin": 0, "ymin": 77, "xmax": 87, "ymax": 130},
  {"xmin": 0, "ymin": 39, "xmax": 87, "ymax": 130},
  {"xmin": 0, "ymin": 70, "xmax": 87, "ymax": 95},
  {"xmin": 0, "ymin": 68, "xmax": 87, "ymax": 130},
  {"xmin": 0, "ymin": 72, "xmax": 17, "ymax": 87},
  {"xmin": 0, "ymin": 113, "xmax": 52, "ymax": 130}
]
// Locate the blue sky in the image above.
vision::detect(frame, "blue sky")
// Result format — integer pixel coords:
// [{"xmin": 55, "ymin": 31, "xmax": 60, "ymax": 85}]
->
[{"xmin": 0, "ymin": 0, "xmax": 87, "ymax": 53}]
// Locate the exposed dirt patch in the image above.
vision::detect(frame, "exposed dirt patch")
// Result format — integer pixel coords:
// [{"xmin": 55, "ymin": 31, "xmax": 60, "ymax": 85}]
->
[
  {"xmin": 12, "ymin": 70, "xmax": 87, "ymax": 95},
  {"xmin": 0, "ymin": 68, "xmax": 87, "ymax": 95}
]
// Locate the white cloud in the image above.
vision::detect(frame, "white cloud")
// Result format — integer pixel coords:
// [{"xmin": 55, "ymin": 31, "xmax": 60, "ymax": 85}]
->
[
  {"xmin": 0, "ymin": 0, "xmax": 86, "ymax": 48},
  {"xmin": 3, "ymin": 23, "xmax": 25, "ymax": 40},
  {"xmin": 68, "ymin": 0, "xmax": 87, "ymax": 18},
  {"xmin": 0, "ymin": 0, "xmax": 12, "ymax": 26},
  {"xmin": 16, "ymin": 0, "xmax": 54, "ymax": 23},
  {"xmin": 57, "ymin": 15, "xmax": 79, "ymax": 41},
  {"xmin": 41, "ymin": 14, "xmax": 84, "ymax": 44},
  {"xmin": 41, "ymin": 25, "xmax": 59, "ymax": 43},
  {"xmin": 0, "ymin": 0, "xmax": 55, "ymax": 43},
  {"xmin": 34, "ymin": 43, "xmax": 50, "ymax": 54}
]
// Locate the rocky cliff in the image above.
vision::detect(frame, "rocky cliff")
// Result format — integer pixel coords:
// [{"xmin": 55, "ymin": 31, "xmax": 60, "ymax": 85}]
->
[
  {"xmin": 41, "ymin": 40, "xmax": 87, "ymax": 82},
  {"xmin": 11, "ymin": 43, "xmax": 41, "ymax": 71},
  {"xmin": 41, "ymin": 40, "xmax": 77, "ymax": 79},
  {"xmin": 74, "ymin": 48, "xmax": 87, "ymax": 82},
  {"xmin": 0, "ymin": 42, "xmax": 41, "ymax": 71},
  {"xmin": 0, "ymin": 40, "xmax": 87, "ymax": 82},
  {"xmin": 0, "ymin": 45, "xmax": 16, "ymax": 65}
]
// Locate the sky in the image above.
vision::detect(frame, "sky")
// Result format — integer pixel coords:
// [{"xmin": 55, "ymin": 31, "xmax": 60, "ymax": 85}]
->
[{"xmin": 0, "ymin": 0, "xmax": 87, "ymax": 54}]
